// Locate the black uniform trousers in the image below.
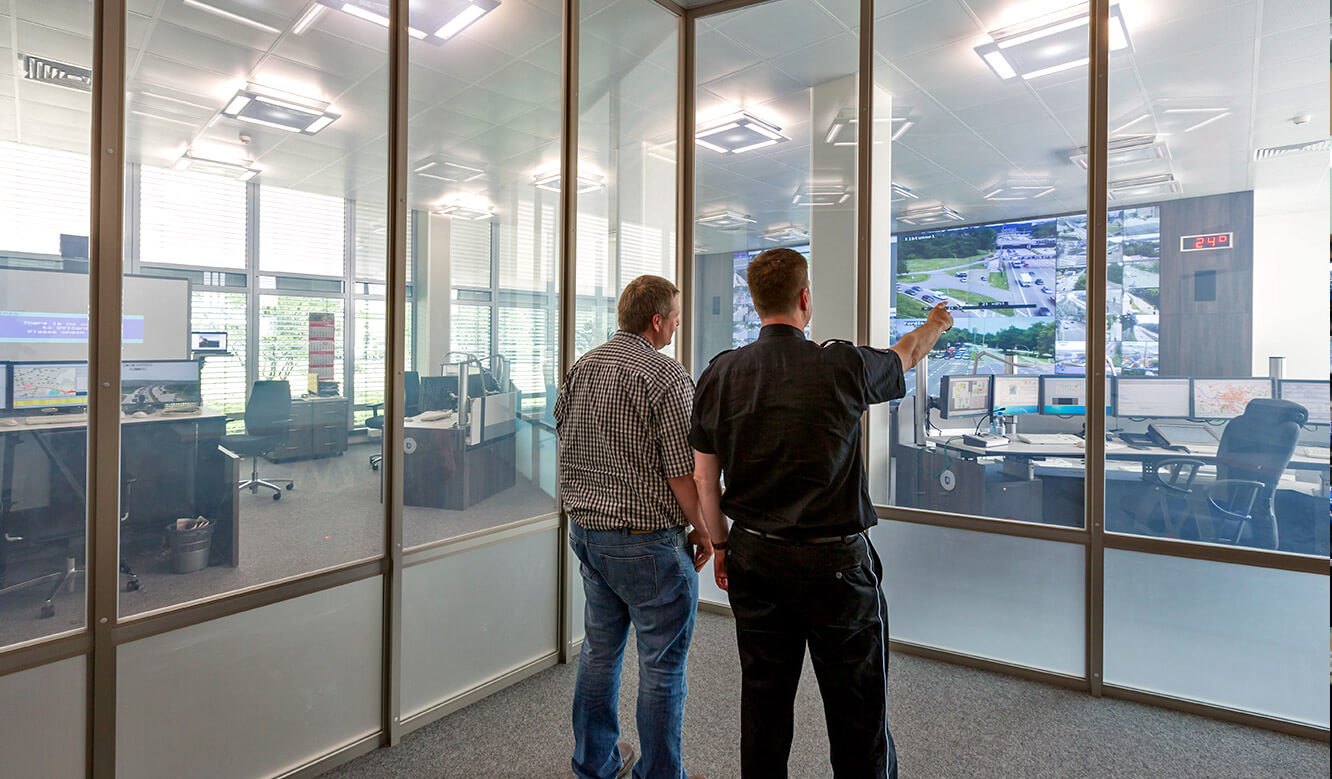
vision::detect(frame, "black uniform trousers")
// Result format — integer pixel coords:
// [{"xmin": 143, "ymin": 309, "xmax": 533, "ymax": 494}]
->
[{"xmin": 727, "ymin": 528, "xmax": 898, "ymax": 779}]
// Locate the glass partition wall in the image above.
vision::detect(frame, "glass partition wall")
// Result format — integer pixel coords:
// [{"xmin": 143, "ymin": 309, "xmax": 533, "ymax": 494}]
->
[{"xmin": 0, "ymin": 1, "xmax": 1326, "ymax": 775}]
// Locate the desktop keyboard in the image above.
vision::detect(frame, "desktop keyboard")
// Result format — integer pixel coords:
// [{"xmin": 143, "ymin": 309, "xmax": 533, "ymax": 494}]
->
[
  {"xmin": 22, "ymin": 413, "xmax": 87, "ymax": 425},
  {"xmin": 162, "ymin": 403, "xmax": 201, "ymax": 413},
  {"xmin": 1016, "ymin": 433, "xmax": 1082, "ymax": 446}
]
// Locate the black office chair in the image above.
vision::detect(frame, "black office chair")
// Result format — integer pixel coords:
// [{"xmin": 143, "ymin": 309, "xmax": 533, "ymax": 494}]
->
[
  {"xmin": 367, "ymin": 371, "xmax": 419, "ymax": 471},
  {"xmin": 1126, "ymin": 398, "xmax": 1305, "ymax": 549},
  {"xmin": 222, "ymin": 380, "xmax": 295, "ymax": 501}
]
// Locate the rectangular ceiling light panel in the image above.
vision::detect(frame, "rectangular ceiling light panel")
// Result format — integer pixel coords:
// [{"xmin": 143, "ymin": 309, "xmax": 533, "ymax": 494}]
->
[
  {"xmin": 762, "ymin": 226, "xmax": 809, "ymax": 243},
  {"xmin": 898, "ymin": 205, "xmax": 963, "ymax": 226},
  {"xmin": 222, "ymin": 83, "xmax": 340, "ymax": 134},
  {"xmin": 415, "ymin": 155, "xmax": 485, "ymax": 182},
  {"xmin": 696, "ymin": 210, "xmax": 756, "ymax": 230},
  {"xmin": 317, "ymin": 0, "xmax": 500, "ymax": 45},
  {"xmin": 532, "ymin": 172, "xmax": 605, "ymax": 194},
  {"xmin": 1068, "ymin": 134, "xmax": 1169, "ymax": 169},
  {"xmin": 434, "ymin": 197, "xmax": 495, "ymax": 220},
  {"xmin": 696, "ymin": 112, "xmax": 789, "ymax": 155},
  {"xmin": 793, "ymin": 186, "xmax": 850, "ymax": 207},
  {"xmin": 824, "ymin": 108, "xmax": 914, "ymax": 146},
  {"xmin": 976, "ymin": 3, "xmax": 1130, "ymax": 81},
  {"xmin": 172, "ymin": 149, "xmax": 261, "ymax": 181},
  {"xmin": 1107, "ymin": 173, "xmax": 1180, "ymax": 200}
]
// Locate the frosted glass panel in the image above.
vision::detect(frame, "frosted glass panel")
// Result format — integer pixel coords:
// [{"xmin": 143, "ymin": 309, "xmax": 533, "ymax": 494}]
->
[
  {"xmin": 875, "ymin": 520, "xmax": 1085, "ymax": 675},
  {"xmin": 1105, "ymin": 549, "xmax": 1329, "ymax": 727},
  {"xmin": 117, "ymin": 578, "xmax": 383, "ymax": 778},
  {"xmin": 402, "ymin": 525, "xmax": 559, "ymax": 717},
  {"xmin": 0, "ymin": 657, "xmax": 84, "ymax": 778}
]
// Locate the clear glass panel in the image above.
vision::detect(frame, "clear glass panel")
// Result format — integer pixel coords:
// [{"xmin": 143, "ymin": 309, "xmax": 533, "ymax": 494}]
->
[
  {"xmin": 869, "ymin": 0, "xmax": 1088, "ymax": 528},
  {"xmin": 576, "ymin": 0, "xmax": 678, "ymax": 357},
  {"xmin": 692, "ymin": 0, "xmax": 861, "ymax": 370},
  {"xmin": 1105, "ymin": 549, "xmax": 1330, "ymax": 727},
  {"xmin": 0, "ymin": 0, "xmax": 92, "ymax": 647},
  {"xmin": 1103, "ymin": 0, "xmax": 1329, "ymax": 556},
  {"xmin": 120, "ymin": 0, "xmax": 386, "ymax": 617},
  {"xmin": 404, "ymin": 0, "xmax": 562, "ymax": 548}
]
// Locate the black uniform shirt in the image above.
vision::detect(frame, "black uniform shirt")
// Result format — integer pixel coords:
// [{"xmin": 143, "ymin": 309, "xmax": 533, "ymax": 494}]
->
[{"xmin": 689, "ymin": 323, "xmax": 905, "ymax": 539}]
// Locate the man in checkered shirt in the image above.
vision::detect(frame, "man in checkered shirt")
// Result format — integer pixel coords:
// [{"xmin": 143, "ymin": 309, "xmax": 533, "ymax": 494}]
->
[{"xmin": 556, "ymin": 274, "xmax": 713, "ymax": 779}]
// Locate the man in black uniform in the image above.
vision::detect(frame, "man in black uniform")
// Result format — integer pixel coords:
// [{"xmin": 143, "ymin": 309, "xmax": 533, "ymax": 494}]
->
[{"xmin": 689, "ymin": 248, "xmax": 952, "ymax": 778}]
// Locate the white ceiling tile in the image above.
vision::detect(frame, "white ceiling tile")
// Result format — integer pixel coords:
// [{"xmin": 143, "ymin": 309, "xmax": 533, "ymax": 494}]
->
[
  {"xmin": 158, "ymin": 0, "xmax": 288, "ymax": 52},
  {"xmin": 1259, "ymin": 0, "xmax": 1325, "ymax": 35},
  {"xmin": 15, "ymin": 0, "xmax": 93, "ymax": 36},
  {"xmin": 462, "ymin": 0, "xmax": 561, "ymax": 59},
  {"xmin": 479, "ymin": 59, "xmax": 562, "ymax": 102},
  {"xmin": 450, "ymin": 86, "xmax": 538, "ymax": 125},
  {"xmin": 16, "ymin": 20, "xmax": 93, "ymax": 70},
  {"xmin": 695, "ymin": 25, "xmax": 758, "ymax": 85},
  {"xmin": 711, "ymin": 1, "xmax": 844, "ymax": 59},
  {"xmin": 271, "ymin": 28, "xmax": 386, "ymax": 83},
  {"xmin": 1254, "ymin": 54, "xmax": 1325, "ymax": 96},
  {"xmin": 768, "ymin": 33, "xmax": 859, "ymax": 87},
  {"xmin": 1131, "ymin": 3, "xmax": 1257, "ymax": 64},
  {"xmin": 414, "ymin": 35, "xmax": 516, "ymax": 86},
  {"xmin": 253, "ymin": 55, "xmax": 355, "ymax": 104},
  {"xmin": 582, "ymin": 0, "xmax": 676, "ymax": 60},
  {"xmin": 874, "ymin": 0, "xmax": 981, "ymax": 61},
  {"xmin": 1258, "ymin": 23, "xmax": 1328, "ymax": 71},
  {"xmin": 138, "ymin": 20, "xmax": 268, "ymax": 78},
  {"xmin": 703, "ymin": 63, "xmax": 809, "ymax": 111}
]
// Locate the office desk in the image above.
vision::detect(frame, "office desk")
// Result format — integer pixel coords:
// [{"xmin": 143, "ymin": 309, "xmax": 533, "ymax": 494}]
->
[
  {"xmin": 0, "ymin": 409, "xmax": 240, "ymax": 569},
  {"xmin": 402, "ymin": 416, "xmax": 516, "ymax": 510}
]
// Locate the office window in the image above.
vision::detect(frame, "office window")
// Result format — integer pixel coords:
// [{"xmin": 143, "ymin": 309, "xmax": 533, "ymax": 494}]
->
[
  {"xmin": 191, "ymin": 290, "xmax": 248, "ymax": 414},
  {"xmin": 451, "ymin": 304, "xmax": 491, "ymax": 362},
  {"xmin": 354, "ymin": 202, "xmax": 413, "ymax": 284},
  {"xmin": 258, "ymin": 295, "xmax": 346, "ymax": 397},
  {"xmin": 0, "ymin": 142, "xmax": 91, "ymax": 257},
  {"xmin": 140, "ymin": 166, "xmax": 247, "ymax": 269},
  {"xmin": 260, "ymin": 186, "xmax": 346, "ymax": 277},
  {"xmin": 353, "ymin": 298, "xmax": 385, "ymax": 426},
  {"xmin": 498, "ymin": 307, "xmax": 550, "ymax": 411},
  {"xmin": 451, "ymin": 218, "xmax": 492, "ymax": 290}
]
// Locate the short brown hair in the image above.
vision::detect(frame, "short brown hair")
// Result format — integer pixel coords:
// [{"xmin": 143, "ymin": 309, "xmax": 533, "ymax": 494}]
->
[
  {"xmin": 618, "ymin": 275, "xmax": 679, "ymax": 333},
  {"xmin": 747, "ymin": 248, "xmax": 808, "ymax": 316}
]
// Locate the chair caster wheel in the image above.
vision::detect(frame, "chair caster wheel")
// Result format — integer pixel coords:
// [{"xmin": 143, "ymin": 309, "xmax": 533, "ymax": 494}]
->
[
  {"xmin": 40, "ymin": 605, "xmax": 55, "ymax": 619},
  {"xmin": 371, "ymin": 465, "xmax": 379, "ymax": 471},
  {"xmin": 272, "ymin": 492, "xmax": 282, "ymax": 501},
  {"xmin": 286, "ymin": 483, "xmax": 294, "ymax": 491},
  {"xmin": 126, "ymin": 580, "xmax": 141, "ymax": 592}
]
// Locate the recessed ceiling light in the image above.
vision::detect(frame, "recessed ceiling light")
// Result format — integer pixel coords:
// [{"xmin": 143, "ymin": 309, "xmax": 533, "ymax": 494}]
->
[
  {"xmin": 761, "ymin": 226, "xmax": 809, "ymax": 243},
  {"xmin": 983, "ymin": 182, "xmax": 1056, "ymax": 201},
  {"xmin": 414, "ymin": 155, "xmax": 485, "ymax": 183},
  {"xmin": 1107, "ymin": 173, "xmax": 1180, "ymax": 200},
  {"xmin": 317, "ymin": 0, "xmax": 499, "ymax": 46},
  {"xmin": 898, "ymin": 205, "xmax": 963, "ymax": 226},
  {"xmin": 891, "ymin": 183, "xmax": 918, "ymax": 202},
  {"xmin": 696, "ymin": 210, "xmax": 755, "ymax": 230},
  {"xmin": 824, "ymin": 108, "xmax": 915, "ymax": 146},
  {"xmin": 696, "ymin": 112, "xmax": 789, "ymax": 155},
  {"xmin": 975, "ymin": 3, "xmax": 1131, "ymax": 82},
  {"xmin": 221, "ymin": 82, "xmax": 340, "ymax": 134},
  {"xmin": 434, "ymin": 197, "xmax": 495, "ymax": 220},
  {"xmin": 172, "ymin": 148, "xmax": 261, "ymax": 181},
  {"xmin": 532, "ymin": 170, "xmax": 605, "ymax": 194},
  {"xmin": 1068, "ymin": 134, "xmax": 1169, "ymax": 169},
  {"xmin": 793, "ymin": 186, "xmax": 850, "ymax": 207},
  {"xmin": 183, "ymin": 0, "xmax": 280, "ymax": 34}
]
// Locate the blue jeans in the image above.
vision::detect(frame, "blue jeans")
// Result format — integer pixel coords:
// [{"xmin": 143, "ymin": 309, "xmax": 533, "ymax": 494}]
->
[{"xmin": 570, "ymin": 524, "xmax": 698, "ymax": 779}]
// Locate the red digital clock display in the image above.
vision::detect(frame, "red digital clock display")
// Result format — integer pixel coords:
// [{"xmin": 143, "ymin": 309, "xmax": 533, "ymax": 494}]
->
[{"xmin": 1180, "ymin": 232, "xmax": 1233, "ymax": 252}]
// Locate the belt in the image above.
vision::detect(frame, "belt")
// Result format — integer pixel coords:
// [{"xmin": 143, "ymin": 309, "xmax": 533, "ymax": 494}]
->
[{"xmin": 736, "ymin": 525, "xmax": 863, "ymax": 545}]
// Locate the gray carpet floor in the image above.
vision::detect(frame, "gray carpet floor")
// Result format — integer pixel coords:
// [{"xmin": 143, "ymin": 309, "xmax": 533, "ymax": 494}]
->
[
  {"xmin": 325, "ymin": 611, "xmax": 1329, "ymax": 779},
  {"xmin": 0, "ymin": 441, "xmax": 555, "ymax": 646}
]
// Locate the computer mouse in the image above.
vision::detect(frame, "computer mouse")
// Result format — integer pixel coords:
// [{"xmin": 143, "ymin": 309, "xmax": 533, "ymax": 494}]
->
[{"xmin": 132, "ymin": 411, "xmax": 148, "ymax": 418}]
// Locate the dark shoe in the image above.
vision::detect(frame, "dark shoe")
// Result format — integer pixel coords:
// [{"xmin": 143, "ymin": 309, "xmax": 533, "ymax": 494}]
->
[{"xmin": 614, "ymin": 741, "xmax": 638, "ymax": 779}]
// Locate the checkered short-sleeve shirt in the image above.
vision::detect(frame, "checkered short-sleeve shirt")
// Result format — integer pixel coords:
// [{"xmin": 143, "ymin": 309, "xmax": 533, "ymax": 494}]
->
[{"xmin": 554, "ymin": 330, "xmax": 695, "ymax": 531}]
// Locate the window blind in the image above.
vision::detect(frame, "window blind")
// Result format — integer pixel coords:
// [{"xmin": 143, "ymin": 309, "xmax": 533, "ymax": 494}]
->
[
  {"xmin": 353, "ymin": 298, "xmax": 385, "ymax": 426},
  {"xmin": 498, "ymin": 307, "xmax": 550, "ymax": 411},
  {"xmin": 191, "ymin": 290, "xmax": 248, "ymax": 414},
  {"xmin": 450, "ymin": 217, "xmax": 491, "ymax": 289},
  {"xmin": 451, "ymin": 304, "xmax": 491, "ymax": 360},
  {"xmin": 497, "ymin": 198, "xmax": 552, "ymax": 292},
  {"xmin": 257, "ymin": 294, "xmax": 345, "ymax": 399},
  {"xmin": 259, "ymin": 186, "xmax": 345, "ymax": 276},
  {"xmin": 140, "ymin": 166, "xmax": 246, "ymax": 269},
  {"xmin": 354, "ymin": 200, "xmax": 387, "ymax": 282},
  {"xmin": 0, "ymin": 141, "xmax": 90, "ymax": 256}
]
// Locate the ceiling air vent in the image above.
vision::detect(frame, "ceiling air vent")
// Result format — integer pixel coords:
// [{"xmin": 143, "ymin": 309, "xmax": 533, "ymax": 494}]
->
[
  {"xmin": 1253, "ymin": 139, "xmax": 1330, "ymax": 160},
  {"xmin": 19, "ymin": 54, "xmax": 92, "ymax": 92}
]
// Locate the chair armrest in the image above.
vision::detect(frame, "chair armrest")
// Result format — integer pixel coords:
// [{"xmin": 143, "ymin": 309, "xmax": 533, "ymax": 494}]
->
[
  {"xmin": 1146, "ymin": 457, "xmax": 1206, "ymax": 493},
  {"xmin": 1205, "ymin": 478, "xmax": 1266, "ymax": 520}
]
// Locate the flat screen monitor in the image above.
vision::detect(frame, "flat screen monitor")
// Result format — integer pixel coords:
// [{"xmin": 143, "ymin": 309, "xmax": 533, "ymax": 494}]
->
[
  {"xmin": 991, "ymin": 375, "xmax": 1040, "ymax": 415},
  {"xmin": 11, "ymin": 362, "xmax": 88, "ymax": 411},
  {"xmin": 420, "ymin": 376, "xmax": 458, "ymax": 412},
  {"xmin": 121, "ymin": 360, "xmax": 202, "ymax": 407},
  {"xmin": 0, "ymin": 362, "xmax": 8, "ymax": 411},
  {"xmin": 1114, "ymin": 377, "xmax": 1191, "ymax": 418},
  {"xmin": 1039, "ymin": 376, "xmax": 1112, "ymax": 415},
  {"xmin": 191, "ymin": 331, "xmax": 228, "ymax": 353},
  {"xmin": 1191, "ymin": 377, "xmax": 1274, "ymax": 419},
  {"xmin": 1278, "ymin": 379, "xmax": 1330, "ymax": 425},
  {"xmin": 939, "ymin": 374, "xmax": 991, "ymax": 419}
]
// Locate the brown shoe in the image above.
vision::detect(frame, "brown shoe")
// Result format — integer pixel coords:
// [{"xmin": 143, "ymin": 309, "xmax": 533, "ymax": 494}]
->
[{"xmin": 614, "ymin": 741, "xmax": 638, "ymax": 779}]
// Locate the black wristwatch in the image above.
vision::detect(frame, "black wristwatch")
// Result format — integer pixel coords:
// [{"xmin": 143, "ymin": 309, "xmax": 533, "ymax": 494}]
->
[{"xmin": 712, "ymin": 539, "xmax": 728, "ymax": 551}]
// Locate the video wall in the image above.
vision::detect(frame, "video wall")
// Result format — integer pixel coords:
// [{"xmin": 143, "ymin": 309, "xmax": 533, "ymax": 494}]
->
[
  {"xmin": 891, "ymin": 206, "xmax": 1160, "ymax": 393},
  {"xmin": 730, "ymin": 244, "xmax": 810, "ymax": 347}
]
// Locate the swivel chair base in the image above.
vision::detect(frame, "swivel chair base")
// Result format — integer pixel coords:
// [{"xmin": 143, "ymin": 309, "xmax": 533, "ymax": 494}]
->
[
  {"xmin": 239, "ymin": 456, "xmax": 295, "ymax": 501},
  {"xmin": 0, "ymin": 554, "xmax": 141, "ymax": 619}
]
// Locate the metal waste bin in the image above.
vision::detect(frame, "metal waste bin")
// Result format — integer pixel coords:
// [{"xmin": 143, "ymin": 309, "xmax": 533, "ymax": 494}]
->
[{"xmin": 164, "ymin": 519, "xmax": 214, "ymax": 574}]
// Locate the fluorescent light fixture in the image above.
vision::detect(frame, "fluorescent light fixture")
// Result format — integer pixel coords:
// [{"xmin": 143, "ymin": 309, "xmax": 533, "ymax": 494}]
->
[
  {"xmin": 1107, "ymin": 173, "xmax": 1180, "ymax": 200},
  {"xmin": 317, "ymin": 0, "xmax": 499, "ymax": 46},
  {"xmin": 975, "ymin": 3, "xmax": 1130, "ymax": 81},
  {"xmin": 761, "ymin": 226, "xmax": 809, "ymax": 243},
  {"xmin": 433, "ymin": 197, "xmax": 495, "ymax": 220},
  {"xmin": 172, "ymin": 148, "xmax": 261, "ymax": 181},
  {"xmin": 221, "ymin": 82, "xmax": 340, "ymax": 134},
  {"xmin": 983, "ymin": 182, "xmax": 1056, "ymax": 201},
  {"xmin": 183, "ymin": 0, "xmax": 280, "ymax": 33},
  {"xmin": 532, "ymin": 170, "xmax": 605, "ymax": 194},
  {"xmin": 696, "ymin": 111, "xmax": 789, "ymax": 155},
  {"xmin": 292, "ymin": 3, "xmax": 327, "ymax": 34},
  {"xmin": 1068, "ymin": 134, "xmax": 1169, "ymax": 169},
  {"xmin": 696, "ymin": 210, "xmax": 756, "ymax": 230},
  {"xmin": 898, "ymin": 205, "xmax": 963, "ymax": 226},
  {"xmin": 414, "ymin": 155, "xmax": 485, "ymax": 183},
  {"xmin": 825, "ymin": 108, "xmax": 915, "ymax": 146},
  {"xmin": 793, "ymin": 185, "xmax": 850, "ymax": 207},
  {"xmin": 890, "ymin": 183, "xmax": 918, "ymax": 202}
]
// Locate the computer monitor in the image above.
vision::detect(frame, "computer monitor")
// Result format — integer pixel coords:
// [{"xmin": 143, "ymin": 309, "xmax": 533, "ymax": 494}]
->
[
  {"xmin": 1191, "ymin": 377, "xmax": 1274, "ymax": 419},
  {"xmin": 939, "ymin": 374, "xmax": 992, "ymax": 419},
  {"xmin": 420, "ymin": 376, "xmax": 458, "ymax": 412},
  {"xmin": 1278, "ymin": 379, "xmax": 1330, "ymax": 425},
  {"xmin": 1114, "ymin": 377, "xmax": 1191, "ymax": 418},
  {"xmin": 10, "ymin": 362, "xmax": 88, "ymax": 411},
  {"xmin": 121, "ymin": 360, "xmax": 202, "ymax": 407},
  {"xmin": 990, "ymin": 375, "xmax": 1040, "ymax": 415},
  {"xmin": 0, "ymin": 362, "xmax": 9, "ymax": 411},
  {"xmin": 191, "ymin": 331, "xmax": 228, "ymax": 353}
]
